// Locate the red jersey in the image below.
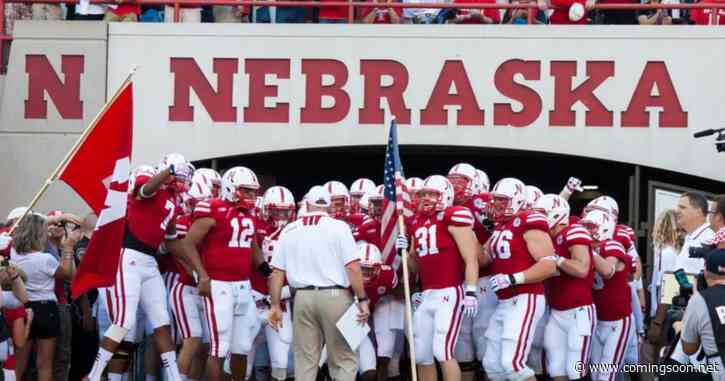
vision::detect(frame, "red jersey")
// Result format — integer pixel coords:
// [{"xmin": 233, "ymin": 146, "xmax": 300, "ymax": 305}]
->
[
  {"xmin": 357, "ymin": 216, "xmax": 382, "ymax": 252},
  {"xmin": 365, "ymin": 265, "xmax": 397, "ymax": 308},
  {"xmin": 194, "ymin": 199, "xmax": 258, "ymax": 282},
  {"xmin": 592, "ymin": 240, "xmax": 632, "ymax": 321},
  {"xmin": 126, "ymin": 173, "xmax": 180, "ymax": 252},
  {"xmin": 464, "ymin": 193, "xmax": 493, "ymax": 276},
  {"xmin": 251, "ymin": 227, "xmax": 284, "ymax": 295},
  {"xmin": 454, "ymin": 0, "xmax": 501, "ymax": 23},
  {"xmin": 613, "ymin": 224, "xmax": 633, "ymax": 252},
  {"xmin": 549, "ymin": 0, "xmax": 588, "ymax": 24},
  {"xmin": 412, "ymin": 206, "xmax": 474, "ymax": 290},
  {"xmin": 691, "ymin": 1, "xmax": 725, "ymax": 24},
  {"xmin": 361, "ymin": 2, "xmax": 403, "ymax": 23},
  {"xmin": 347, "ymin": 213, "xmax": 367, "ymax": 240},
  {"xmin": 175, "ymin": 214, "xmax": 197, "ymax": 286},
  {"xmin": 547, "ymin": 224, "xmax": 594, "ymax": 310},
  {"xmin": 318, "ymin": 0, "xmax": 347, "ymax": 20},
  {"xmin": 488, "ymin": 211, "xmax": 550, "ymax": 300}
]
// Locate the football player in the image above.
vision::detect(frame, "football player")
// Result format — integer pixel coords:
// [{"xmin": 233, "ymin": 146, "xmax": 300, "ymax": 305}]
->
[
  {"xmin": 537, "ymin": 194, "xmax": 596, "ymax": 381},
  {"xmin": 183, "ymin": 166, "xmax": 268, "ymax": 381},
  {"xmin": 482, "ymin": 178, "xmax": 558, "ymax": 381},
  {"xmin": 193, "ymin": 168, "xmax": 222, "ymax": 198},
  {"xmin": 580, "ymin": 210, "xmax": 632, "ymax": 381},
  {"xmin": 325, "ymin": 181, "xmax": 351, "ymax": 221},
  {"xmin": 86, "ymin": 154, "xmax": 208, "ymax": 381},
  {"xmin": 350, "ymin": 178, "xmax": 377, "ymax": 215},
  {"xmin": 397, "ymin": 175, "xmax": 480, "ymax": 381}
]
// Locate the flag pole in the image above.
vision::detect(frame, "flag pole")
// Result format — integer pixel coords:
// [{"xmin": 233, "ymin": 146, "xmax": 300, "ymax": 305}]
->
[
  {"xmin": 9, "ymin": 67, "xmax": 138, "ymax": 234},
  {"xmin": 397, "ymin": 215, "xmax": 419, "ymax": 381}
]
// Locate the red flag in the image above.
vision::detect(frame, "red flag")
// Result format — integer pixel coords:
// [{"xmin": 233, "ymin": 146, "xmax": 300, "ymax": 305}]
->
[{"xmin": 68, "ymin": 82, "xmax": 133, "ymax": 298}]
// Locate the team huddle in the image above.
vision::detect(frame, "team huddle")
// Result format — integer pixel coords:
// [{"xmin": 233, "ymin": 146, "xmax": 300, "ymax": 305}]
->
[{"xmin": 85, "ymin": 153, "xmax": 644, "ymax": 381}]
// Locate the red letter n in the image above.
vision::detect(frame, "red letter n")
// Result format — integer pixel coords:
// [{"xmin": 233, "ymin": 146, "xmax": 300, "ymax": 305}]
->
[
  {"xmin": 25, "ymin": 55, "xmax": 84, "ymax": 119},
  {"xmin": 168, "ymin": 58, "xmax": 238, "ymax": 123}
]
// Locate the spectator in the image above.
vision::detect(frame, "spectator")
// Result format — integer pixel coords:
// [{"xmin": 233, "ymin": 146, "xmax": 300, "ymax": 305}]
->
[
  {"xmin": 253, "ymin": 5, "xmax": 307, "ymax": 23},
  {"xmin": 451, "ymin": 0, "xmax": 501, "ymax": 24},
  {"xmin": 165, "ymin": 3, "xmax": 201, "ymax": 22},
  {"xmin": 360, "ymin": 0, "xmax": 402, "ymax": 23},
  {"xmin": 317, "ymin": 0, "xmax": 348, "ymax": 23},
  {"xmin": 690, "ymin": 0, "xmax": 725, "ymax": 24},
  {"xmin": 10, "ymin": 213, "xmax": 75, "ymax": 381},
  {"xmin": 502, "ymin": 0, "xmax": 547, "ymax": 23},
  {"xmin": 73, "ymin": 0, "xmax": 107, "ymax": 20},
  {"xmin": 650, "ymin": 209, "xmax": 683, "ymax": 316},
  {"xmin": 213, "ymin": 5, "xmax": 247, "ymax": 22},
  {"xmin": 638, "ymin": 0, "xmax": 673, "ymax": 24},
  {"xmin": 31, "ymin": 2, "xmax": 62, "ymax": 21},
  {"xmin": 104, "ymin": 0, "xmax": 140, "ymax": 22},
  {"xmin": 45, "ymin": 211, "xmax": 79, "ymax": 381},
  {"xmin": 540, "ymin": 0, "xmax": 594, "ymax": 23},
  {"xmin": 591, "ymin": 0, "xmax": 638, "ymax": 24},
  {"xmin": 674, "ymin": 192, "xmax": 715, "ymax": 275},
  {"xmin": 706, "ymin": 195, "xmax": 725, "ymax": 248},
  {"xmin": 402, "ymin": 0, "xmax": 444, "ymax": 23}
]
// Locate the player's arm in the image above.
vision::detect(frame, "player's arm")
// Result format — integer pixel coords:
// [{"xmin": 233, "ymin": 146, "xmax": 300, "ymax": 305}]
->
[
  {"xmin": 403, "ymin": 235, "xmax": 419, "ymax": 274},
  {"xmin": 480, "ymin": 237, "xmax": 492, "ymax": 268},
  {"xmin": 592, "ymin": 254, "xmax": 619, "ymax": 279},
  {"xmin": 449, "ymin": 225, "xmax": 480, "ymax": 288},
  {"xmin": 518, "ymin": 229, "xmax": 557, "ymax": 284},
  {"xmin": 174, "ymin": 217, "xmax": 215, "ymax": 282},
  {"xmin": 138, "ymin": 169, "xmax": 173, "ymax": 199},
  {"xmin": 557, "ymin": 244, "xmax": 590, "ymax": 279}
]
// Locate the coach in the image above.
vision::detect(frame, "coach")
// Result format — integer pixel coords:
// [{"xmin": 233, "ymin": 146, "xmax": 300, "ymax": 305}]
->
[{"xmin": 268, "ymin": 185, "xmax": 370, "ymax": 381}]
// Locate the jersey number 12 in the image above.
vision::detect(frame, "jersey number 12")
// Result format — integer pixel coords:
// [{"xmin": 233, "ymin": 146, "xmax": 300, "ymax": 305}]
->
[{"xmin": 229, "ymin": 218, "xmax": 254, "ymax": 248}]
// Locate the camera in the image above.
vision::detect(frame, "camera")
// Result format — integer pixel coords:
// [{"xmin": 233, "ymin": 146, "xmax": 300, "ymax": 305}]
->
[
  {"xmin": 663, "ymin": 269, "xmax": 707, "ymax": 345},
  {"xmin": 689, "ymin": 244, "xmax": 716, "ymax": 259}
]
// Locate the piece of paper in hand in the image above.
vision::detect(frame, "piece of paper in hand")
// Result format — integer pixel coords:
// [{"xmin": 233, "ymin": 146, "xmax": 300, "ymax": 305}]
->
[{"xmin": 336, "ymin": 303, "xmax": 370, "ymax": 350}]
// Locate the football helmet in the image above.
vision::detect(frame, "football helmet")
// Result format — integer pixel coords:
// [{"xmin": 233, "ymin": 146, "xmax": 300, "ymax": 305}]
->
[
  {"xmin": 534, "ymin": 194, "xmax": 570, "ymax": 229},
  {"xmin": 159, "ymin": 153, "xmax": 194, "ymax": 181},
  {"xmin": 490, "ymin": 178, "xmax": 526, "ymax": 221},
  {"xmin": 447, "ymin": 163, "xmax": 478, "ymax": 203},
  {"xmin": 406, "ymin": 177, "xmax": 424, "ymax": 211},
  {"xmin": 476, "ymin": 169, "xmax": 490, "ymax": 193},
  {"xmin": 419, "ymin": 175, "xmax": 453, "ymax": 215},
  {"xmin": 366, "ymin": 185, "xmax": 385, "ymax": 219},
  {"xmin": 325, "ymin": 181, "xmax": 350, "ymax": 219},
  {"xmin": 580, "ymin": 209, "xmax": 615, "ymax": 242},
  {"xmin": 220, "ymin": 166, "xmax": 260, "ymax": 209},
  {"xmin": 128, "ymin": 165, "xmax": 156, "ymax": 195},
  {"xmin": 350, "ymin": 178, "xmax": 376, "ymax": 214},
  {"xmin": 193, "ymin": 168, "xmax": 222, "ymax": 198},
  {"xmin": 524, "ymin": 185, "xmax": 544, "ymax": 211},
  {"xmin": 183, "ymin": 174, "xmax": 214, "ymax": 214},
  {"xmin": 263, "ymin": 186, "xmax": 296, "ymax": 228},
  {"xmin": 358, "ymin": 242, "xmax": 382, "ymax": 282},
  {"xmin": 585, "ymin": 196, "xmax": 619, "ymax": 221}
]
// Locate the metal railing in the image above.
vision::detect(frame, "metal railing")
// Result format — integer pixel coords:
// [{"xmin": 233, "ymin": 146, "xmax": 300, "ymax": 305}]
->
[{"xmin": 1, "ymin": 0, "xmax": 724, "ymax": 72}]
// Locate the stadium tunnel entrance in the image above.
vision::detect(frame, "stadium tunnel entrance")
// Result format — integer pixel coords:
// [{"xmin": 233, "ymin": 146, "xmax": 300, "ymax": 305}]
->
[{"xmin": 193, "ymin": 145, "xmax": 723, "ymax": 277}]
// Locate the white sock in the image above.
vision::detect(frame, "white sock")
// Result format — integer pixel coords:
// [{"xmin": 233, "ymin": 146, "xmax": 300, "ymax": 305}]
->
[
  {"xmin": 87, "ymin": 348, "xmax": 114, "ymax": 381},
  {"xmin": 108, "ymin": 373, "xmax": 124, "ymax": 381},
  {"xmin": 121, "ymin": 372, "xmax": 130, "ymax": 381},
  {"xmin": 3, "ymin": 369, "xmax": 16, "ymax": 381},
  {"xmin": 180, "ymin": 375, "xmax": 188, "ymax": 381},
  {"xmin": 160, "ymin": 350, "xmax": 182, "ymax": 381},
  {"xmin": 145, "ymin": 375, "xmax": 157, "ymax": 381}
]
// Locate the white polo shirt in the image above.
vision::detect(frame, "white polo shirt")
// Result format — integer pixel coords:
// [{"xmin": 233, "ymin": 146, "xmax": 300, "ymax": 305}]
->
[
  {"xmin": 674, "ymin": 222, "xmax": 715, "ymax": 275},
  {"xmin": 10, "ymin": 250, "xmax": 59, "ymax": 302},
  {"xmin": 271, "ymin": 211, "xmax": 359, "ymax": 289}
]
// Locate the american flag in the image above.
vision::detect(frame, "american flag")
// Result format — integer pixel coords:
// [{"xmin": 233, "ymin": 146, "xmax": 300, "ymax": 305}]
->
[{"xmin": 381, "ymin": 119, "xmax": 411, "ymax": 268}]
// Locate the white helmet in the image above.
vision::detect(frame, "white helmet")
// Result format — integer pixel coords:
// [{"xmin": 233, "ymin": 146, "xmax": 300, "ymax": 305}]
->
[
  {"xmin": 221, "ymin": 166, "xmax": 260, "ymax": 208},
  {"xmin": 193, "ymin": 168, "xmax": 221, "ymax": 196},
  {"xmin": 581, "ymin": 209, "xmax": 615, "ymax": 242},
  {"xmin": 448, "ymin": 163, "xmax": 478, "ymax": 201},
  {"xmin": 406, "ymin": 177, "xmax": 424, "ymax": 193},
  {"xmin": 325, "ymin": 181, "xmax": 350, "ymax": 218},
  {"xmin": 364, "ymin": 185, "xmax": 385, "ymax": 218},
  {"xmin": 159, "ymin": 153, "xmax": 194, "ymax": 181},
  {"xmin": 525, "ymin": 185, "xmax": 544, "ymax": 210},
  {"xmin": 350, "ymin": 178, "xmax": 376, "ymax": 197},
  {"xmin": 586, "ymin": 196, "xmax": 619, "ymax": 221},
  {"xmin": 534, "ymin": 194, "xmax": 570, "ymax": 229},
  {"xmin": 128, "ymin": 165, "xmax": 156, "ymax": 195},
  {"xmin": 263, "ymin": 186, "xmax": 296, "ymax": 228},
  {"xmin": 420, "ymin": 175, "xmax": 453, "ymax": 214},
  {"xmin": 476, "ymin": 169, "xmax": 490, "ymax": 193},
  {"xmin": 490, "ymin": 178, "xmax": 526, "ymax": 220},
  {"xmin": 188, "ymin": 176, "xmax": 214, "ymax": 201},
  {"xmin": 359, "ymin": 242, "xmax": 383, "ymax": 267}
]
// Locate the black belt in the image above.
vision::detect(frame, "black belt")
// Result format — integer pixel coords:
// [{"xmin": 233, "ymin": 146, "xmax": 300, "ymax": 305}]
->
[
  {"xmin": 123, "ymin": 230, "xmax": 158, "ymax": 257},
  {"xmin": 297, "ymin": 285, "xmax": 345, "ymax": 291}
]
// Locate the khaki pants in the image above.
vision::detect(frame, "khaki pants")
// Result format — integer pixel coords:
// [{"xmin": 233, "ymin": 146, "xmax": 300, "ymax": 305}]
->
[
  {"xmin": 31, "ymin": 4, "xmax": 62, "ymax": 20},
  {"xmin": 164, "ymin": 6, "xmax": 201, "ymax": 22},
  {"xmin": 104, "ymin": 11, "xmax": 138, "ymax": 22},
  {"xmin": 293, "ymin": 289, "xmax": 357, "ymax": 381}
]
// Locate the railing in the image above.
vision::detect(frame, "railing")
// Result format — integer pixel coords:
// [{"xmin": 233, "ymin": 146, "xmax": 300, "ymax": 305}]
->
[{"xmin": 1, "ymin": 0, "xmax": 725, "ymax": 72}]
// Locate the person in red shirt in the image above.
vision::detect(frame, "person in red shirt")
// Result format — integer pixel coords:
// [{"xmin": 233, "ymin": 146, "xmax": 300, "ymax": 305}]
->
[
  {"xmin": 399, "ymin": 175, "xmax": 480, "ymax": 381},
  {"xmin": 360, "ymin": 0, "xmax": 403, "ymax": 23},
  {"xmin": 318, "ymin": 0, "xmax": 348, "ymax": 23},
  {"xmin": 451, "ymin": 0, "xmax": 500, "ymax": 24},
  {"xmin": 580, "ymin": 209, "xmax": 633, "ymax": 381},
  {"xmin": 690, "ymin": 0, "xmax": 725, "ymax": 24},
  {"xmin": 536, "ymin": 194, "xmax": 597, "ymax": 380},
  {"xmin": 184, "ymin": 166, "xmax": 267, "ymax": 381},
  {"xmin": 104, "ymin": 1, "xmax": 140, "ymax": 22},
  {"xmin": 86, "ymin": 154, "xmax": 207, "ymax": 381},
  {"xmin": 482, "ymin": 178, "xmax": 558, "ymax": 381}
]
